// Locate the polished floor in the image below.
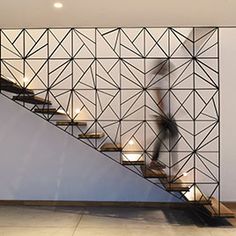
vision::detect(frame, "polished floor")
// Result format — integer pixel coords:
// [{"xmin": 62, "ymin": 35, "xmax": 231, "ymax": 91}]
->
[{"xmin": 0, "ymin": 205, "xmax": 235, "ymax": 235}]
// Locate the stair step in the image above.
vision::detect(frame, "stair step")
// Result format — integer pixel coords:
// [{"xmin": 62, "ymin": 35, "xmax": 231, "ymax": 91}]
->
[
  {"xmin": 34, "ymin": 108, "xmax": 66, "ymax": 115},
  {"xmin": 122, "ymin": 160, "xmax": 145, "ymax": 165},
  {"xmin": 159, "ymin": 176, "xmax": 190, "ymax": 192},
  {"xmin": 204, "ymin": 197, "xmax": 235, "ymax": 218},
  {"xmin": 1, "ymin": 84, "xmax": 34, "ymax": 95},
  {"xmin": 182, "ymin": 186, "xmax": 211, "ymax": 205},
  {"xmin": 100, "ymin": 143, "xmax": 122, "ymax": 152},
  {"xmin": 1, "ymin": 77, "xmax": 15, "ymax": 85},
  {"xmin": 1, "ymin": 78, "xmax": 34, "ymax": 95},
  {"xmin": 78, "ymin": 132, "xmax": 105, "ymax": 139},
  {"xmin": 13, "ymin": 95, "xmax": 51, "ymax": 105},
  {"xmin": 56, "ymin": 121, "xmax": 87, "ymax": 127},
  {"xmin": 122, "ymin": 153, "xmax": 145, "ymax": 165},
  {"xmin": 141, "ymin": 165, "xmax": 167, "ymax": 178}
]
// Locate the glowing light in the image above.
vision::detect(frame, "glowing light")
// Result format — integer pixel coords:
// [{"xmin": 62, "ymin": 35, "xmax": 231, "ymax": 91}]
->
[
  {"xmin": 75, "ymin": 108, "xmax": 80, "ymax": 115},
  {"xmin": 23, "ymin": 77, "xmax": 29, "ymax": 84},
  {"xmin": 22, "ymin": 77, "xmax": 29, "ymax": 87},
  {"xmin": 54, "ymin": 2, "xmax": 63, "ymax": 8},
  {"xmin": 123, "ymin": 154, "xmax": 143, "ymax": 162},
  {"xmin": 58, "ymin": 109, "xmax": 66, "ymax": 114},
  {"xmin": 183, "ymin": 172, "xmax": 188, "ymax": 177},
  {"xmin": 128, "ymin": 139, "xmax": 134, "ymax": 145}
]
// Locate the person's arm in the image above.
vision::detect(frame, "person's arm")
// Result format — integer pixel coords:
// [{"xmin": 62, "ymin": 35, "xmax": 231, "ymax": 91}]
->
[{"xmin": 155, "ymin": 87, "xmax": 165, "ymax": 112}]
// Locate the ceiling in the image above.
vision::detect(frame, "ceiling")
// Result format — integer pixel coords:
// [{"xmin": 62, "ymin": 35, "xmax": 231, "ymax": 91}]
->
[{"xmin": 0, "ymin": 0, "xmax": 236, "ymax": 28}]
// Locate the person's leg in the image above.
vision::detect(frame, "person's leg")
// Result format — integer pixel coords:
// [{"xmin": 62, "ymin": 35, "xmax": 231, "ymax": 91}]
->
[
  {"xmin": 152, "ymin": 132, "xmax": 163, "ymax": 161},
  {"xmin": 169, "ymin": 119, "xmax": 179, "ymax": 176},
  {"xmin": 169, "ymin": 133, "xmax": 179, "ymax": 176},
  {"xmin": 150, "ymin": 125, "xmax": 168, "ymax": 169}
]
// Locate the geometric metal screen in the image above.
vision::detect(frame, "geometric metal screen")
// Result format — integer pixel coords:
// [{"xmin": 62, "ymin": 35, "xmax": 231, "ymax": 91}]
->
[{"xmin": 0, "ymin": 27, "xmax": 219, "ymax": 203}]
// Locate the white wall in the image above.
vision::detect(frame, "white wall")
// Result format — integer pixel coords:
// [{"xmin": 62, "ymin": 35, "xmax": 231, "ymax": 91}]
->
[
  {"xmin": 220, "ymin": 28, "xmax": 236, "ymax": 202},
  {"xmin": 0, "ymin": 95, "xmax": 176, "ymax": 202}
]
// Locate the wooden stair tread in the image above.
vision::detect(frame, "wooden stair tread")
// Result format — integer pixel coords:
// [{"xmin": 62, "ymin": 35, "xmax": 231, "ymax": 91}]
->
[
  {"xmin": 159, "ymin": 177, "xmax": 190, "ymax": 192},
  {"xmin": 100, "ymin": 143, "xmax": 122, "ymax": 152},
  {"xmin": 56, "ymin": 121, "xmax": 87, "ymax": 126},
  {"xmin": 122, "ymin": 160, "xmax": 145, "ymax": 165},
  {"xmin": 182, "ymin": 186, "xmax": 211, "ymax": 205},
  {"xmin": 34, "ymin": 108, "xmax": 66, "ymax": 115},
  {"xmin": 13, "ymin": 95, "xmax": 51, "ymax": 105},
  {"xmin": 1, "ymin": 78, "xmax": 34, "ymax": 95},
  {"xmin": 78, "ymin": 133, "xmax": 105, "ymax": 139},
  {"xmin": 1, "ymin": 85, "xmax": 34, "ymax": 95},
  {"xmin": 141, "ymin": 165, "xmax": 167, "ymax": 178},
  {"xmin": 204, "ymin": 197, "xmax": 235, "ymax": 218},
  {"xmin": 1, "ymin": 77, "xmax": 15, "ymax": 85},
  {"xmin": 1, "ymin": 84, "xmax": 34, "ymax": 94},
  {"xmin": 122, "ymin": 153, "xmax": 145, "ymax": 165}
]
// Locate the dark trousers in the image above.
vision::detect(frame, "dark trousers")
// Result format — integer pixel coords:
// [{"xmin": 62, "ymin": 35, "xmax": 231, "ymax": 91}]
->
[{"xmin": 153, "ymin": 116, "xmax": 178, "ymax": 161}]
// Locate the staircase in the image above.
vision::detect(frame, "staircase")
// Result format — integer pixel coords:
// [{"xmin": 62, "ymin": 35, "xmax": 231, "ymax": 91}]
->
[
  {"xmin": 0, "ymin": 75, "xmax": 234, "ymax": 218},
  {"xmin": 0, "ymin": 27, "xmax": 234, "ymax": 218}
]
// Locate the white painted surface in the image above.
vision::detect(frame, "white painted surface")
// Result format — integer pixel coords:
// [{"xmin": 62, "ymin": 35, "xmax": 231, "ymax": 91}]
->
[
  {"xmin": 220, "ymin": 28, "xmax": 236, "ymax": 201},
  {"xmin": 0, "ymin": 0, "xmax": 236, "ymax": 28},
  {"xmin": 0, "ymin": 95, "xmax": 176, "ymax": 201}
]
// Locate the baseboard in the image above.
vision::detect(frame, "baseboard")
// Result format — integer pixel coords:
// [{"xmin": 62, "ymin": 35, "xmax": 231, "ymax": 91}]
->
[{"xmin": 0, "ymin": 200, "xmax": 189, "ymax": 208}]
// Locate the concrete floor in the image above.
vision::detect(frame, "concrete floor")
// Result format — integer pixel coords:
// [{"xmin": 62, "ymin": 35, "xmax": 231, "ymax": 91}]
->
[{"xmin": 0, "ymin": 205, "xmax": 235, "ymax": 235}]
